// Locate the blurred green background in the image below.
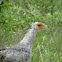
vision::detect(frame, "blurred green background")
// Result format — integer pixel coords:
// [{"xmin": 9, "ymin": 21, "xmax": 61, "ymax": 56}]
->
[{"xmin": 0, "ymin": 0, "xmax": 62, "ymax": 62}]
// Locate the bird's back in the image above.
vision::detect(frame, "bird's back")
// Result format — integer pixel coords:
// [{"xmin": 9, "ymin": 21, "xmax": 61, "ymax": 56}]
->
[{"xmin": 0, "ymin": 43, "xmax": 31, "ymax": 62}]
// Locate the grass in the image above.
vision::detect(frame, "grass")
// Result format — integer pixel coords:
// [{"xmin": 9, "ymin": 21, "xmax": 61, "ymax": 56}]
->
[{"xmin": 0, "ymin": 1, "xmax": 62, "ymax": 62}]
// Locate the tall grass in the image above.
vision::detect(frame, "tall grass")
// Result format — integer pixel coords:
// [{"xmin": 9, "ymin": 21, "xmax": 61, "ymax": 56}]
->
[{"xmin": 0, "ymin": 0, "xmax": 62, "ymax": 62}]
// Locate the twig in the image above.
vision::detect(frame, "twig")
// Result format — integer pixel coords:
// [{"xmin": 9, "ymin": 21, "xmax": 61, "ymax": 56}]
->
[
  {"xmin": 46, "ymin": 19, "xmax": 61, "ymax": 62},
  {"xmin": 37, "ymin": 43, "xmax": 44, "ymax": 62},
  {"xmin": 49, "ymin": 27, "xmax": 59, "ymax": 43}
]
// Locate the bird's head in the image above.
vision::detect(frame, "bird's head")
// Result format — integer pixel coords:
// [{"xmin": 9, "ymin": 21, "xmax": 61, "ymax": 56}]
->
[{"xmin": 31, "ymin": 22, "xmax": 47, "ymax": 30}]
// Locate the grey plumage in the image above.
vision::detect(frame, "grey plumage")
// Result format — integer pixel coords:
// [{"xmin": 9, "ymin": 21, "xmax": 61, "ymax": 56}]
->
[
  {"xmin": 0, "ymin": 22, "xmax": 46, "ymax": 62},
  {"xmin": 0, "ymin": 43, "xmax": 31, "ymax": 62}
]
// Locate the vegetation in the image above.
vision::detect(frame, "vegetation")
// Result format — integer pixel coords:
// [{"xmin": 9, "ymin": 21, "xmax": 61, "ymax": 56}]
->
[{"xmin": 0, "ymin": 0, "xmax": 62, "ymax": 62}]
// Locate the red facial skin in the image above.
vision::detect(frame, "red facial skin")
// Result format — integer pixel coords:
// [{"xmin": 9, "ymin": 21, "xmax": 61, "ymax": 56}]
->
[{"xmin": 37, "ymin": 24, "xmax": 45, "ymax": 28}]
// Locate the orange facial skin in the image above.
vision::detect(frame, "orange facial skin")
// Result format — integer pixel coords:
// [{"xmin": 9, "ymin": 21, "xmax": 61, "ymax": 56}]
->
[{"xmin": 37, "ymin": 24, "xmax": 45, "ymax": 28}]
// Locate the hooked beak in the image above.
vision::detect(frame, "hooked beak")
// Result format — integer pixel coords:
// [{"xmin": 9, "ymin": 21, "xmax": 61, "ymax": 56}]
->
[{"xmin": 44, "ymin": 25, "xmax": 47, "ymax": 29}]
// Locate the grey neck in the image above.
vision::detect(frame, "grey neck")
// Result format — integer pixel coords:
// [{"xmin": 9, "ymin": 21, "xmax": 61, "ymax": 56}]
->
[{"xmin": 20, "ymin": 28, "xmax": 37, "ymax": 48}]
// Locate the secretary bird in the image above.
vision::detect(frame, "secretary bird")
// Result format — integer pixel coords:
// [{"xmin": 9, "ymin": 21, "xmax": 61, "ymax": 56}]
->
[{"xmin": 0, "ymin": 22, "xmax": 46, "ymax": 62}]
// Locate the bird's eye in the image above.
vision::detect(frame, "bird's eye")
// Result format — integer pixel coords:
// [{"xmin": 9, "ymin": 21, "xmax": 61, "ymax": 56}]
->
[
  {"xmin": 37, "ymin": 24, "xmax": 45, "ymax": 28},
  {"xmin": 38, "ymin": 25, "xmax": 41, "ymax": 26}
]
